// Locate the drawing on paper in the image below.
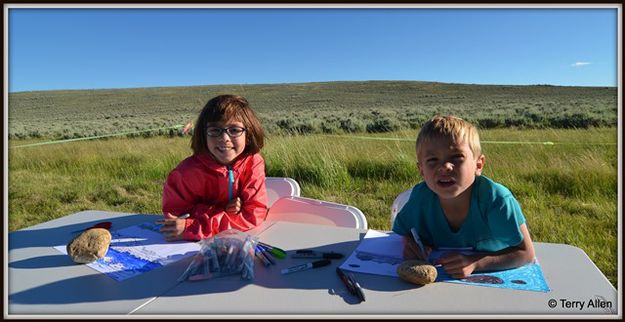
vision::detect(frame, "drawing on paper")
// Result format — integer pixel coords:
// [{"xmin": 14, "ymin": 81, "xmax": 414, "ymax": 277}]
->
[
  {"xmin": 340, "ymin": 230, "xmax": 551, "ymax": 292},
  {"xmin": 55, "ymin": 222, "xmax": 200, "ymax": 281}
]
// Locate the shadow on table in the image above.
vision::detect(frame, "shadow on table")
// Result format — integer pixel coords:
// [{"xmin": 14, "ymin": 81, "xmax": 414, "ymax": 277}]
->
[
  {"xmin": 9, "ymin": 212, "xmax": 192, "ymax": 308},
  {"xmin": 9, "ymin": 213, "xmax": 161, "ymax": 250},
  {"xmin": 9, "ymin": 213, "xmax": 183, "ymax": 270},
  {"xmin": 9, "ymin": 237, "xmax": 417, "ymax": 306},
  {"xmin": 9, "ymin": 254, "xmax": 77, "ymax": 269}
]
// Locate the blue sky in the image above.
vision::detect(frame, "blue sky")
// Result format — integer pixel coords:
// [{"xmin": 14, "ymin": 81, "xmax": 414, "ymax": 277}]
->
[{"xmin": 8, "ymin": 6, "xmax": 619, "ymax": 92}]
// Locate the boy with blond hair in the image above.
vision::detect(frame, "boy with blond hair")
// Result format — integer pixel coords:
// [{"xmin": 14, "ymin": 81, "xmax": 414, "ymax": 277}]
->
[{"xmin": 392, "ymin": 115, "xmax": 535, "ymax": 278}]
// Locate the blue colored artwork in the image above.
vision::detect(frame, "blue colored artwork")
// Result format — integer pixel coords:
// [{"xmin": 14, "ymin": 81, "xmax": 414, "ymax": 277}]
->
[
  {"xmin": 340, "ymin": 231, "xmax": 551, "ymax": 293},
  {"xmin": 429, "ymin": 248, "xmax": 551, "ymax": 292},
  {"xmin": 55, "ymin": 221, "xmax": 200, "ymax": 282},
  {"xmin": 94, "ymin": 248, "xmax": 163, "ymax": 281},
  {"xmin": 436, "ymin": 261, "xmax": 550, "ymax": 292}
]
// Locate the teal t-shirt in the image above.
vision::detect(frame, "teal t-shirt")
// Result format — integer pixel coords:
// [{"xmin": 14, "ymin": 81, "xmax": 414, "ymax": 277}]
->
[{"xmin": 392, "ymin": 175, "xmax": 526, "ymax": 252}]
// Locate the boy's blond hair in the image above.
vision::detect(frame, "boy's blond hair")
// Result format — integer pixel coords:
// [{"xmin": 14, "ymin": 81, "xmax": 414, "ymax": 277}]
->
[{"xmin": 416, "ymin": 115, "xmax": 482, "ymax": 160}]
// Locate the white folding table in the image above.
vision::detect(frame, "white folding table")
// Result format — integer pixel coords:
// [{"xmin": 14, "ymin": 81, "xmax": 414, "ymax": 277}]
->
[{"xmin": 7, "ymin": 211, "xmax": 619, "ymax": 318}]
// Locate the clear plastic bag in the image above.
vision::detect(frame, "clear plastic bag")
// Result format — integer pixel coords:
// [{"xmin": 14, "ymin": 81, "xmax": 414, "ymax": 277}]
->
[{"xmin": 178, "ymin": 229, "xmax": 257, "ymax": 282}]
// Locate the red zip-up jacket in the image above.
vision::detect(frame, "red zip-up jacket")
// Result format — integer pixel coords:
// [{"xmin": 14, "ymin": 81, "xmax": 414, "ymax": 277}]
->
[{"xmin": 162, "ymin": 152, "xmax": 267, "ymax": 241}]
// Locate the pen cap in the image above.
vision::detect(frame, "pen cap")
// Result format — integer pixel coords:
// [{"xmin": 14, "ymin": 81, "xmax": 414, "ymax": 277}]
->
[
  {"xmin": 323, "ymin": 252, "xmax": 344, "ymax": 259},
  {"xmin": 292, "ymin": 250, "xmax": 344, "ymax": 259},
  {"xmin": 312, "ymin": 259, "xmax": 331, "ymax": 268}
]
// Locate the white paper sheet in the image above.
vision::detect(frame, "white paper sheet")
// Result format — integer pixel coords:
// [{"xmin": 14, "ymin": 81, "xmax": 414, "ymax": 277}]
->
[
  {"xmin": 340, "ymin": 230, "xmax": 551, "ymax": 292},
  {"xmin": 339, "ymin": 229, "xmax": 404, "ymax": 277},
  {"xmin": 55, "ymin": 222, "xmax": 200, "ymax": 281}
]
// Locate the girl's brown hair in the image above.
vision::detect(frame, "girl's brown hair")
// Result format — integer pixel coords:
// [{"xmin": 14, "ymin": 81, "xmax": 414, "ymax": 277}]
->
[{"xmin": 191, "ymin": 94, "xmax": 265, "ymax": 155}]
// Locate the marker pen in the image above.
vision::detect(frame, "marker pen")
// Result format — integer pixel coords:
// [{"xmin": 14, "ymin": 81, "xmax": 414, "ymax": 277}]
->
[
  {"xmin": 350, "ymin": 272, "xmax": 366, "ymax": 302},
  {"xmin": 257, "ymin": 245, "xmax": 276, "ymax": 265},
  {"xmin": 292, "ymin": 250, "xmax": 344, "ymax": 259},
  {"xmin": 280, "ymin": 259, "xmax": 331, "ymax": 275},
  {"xmin": 227, "ymin": 166, "xmax": 234, "ymax": 201},
  {"xmin": 410, "ymin": 227, "xmax": 426, "ymax": 258},
  {"xmin": 336, "ymin": 267, "xmax": 356, "ymax": 293},
  {"xmin": 254, "ymin": 246, "xmax": 271, "ymax": 266},
  {"xmin": 258, "ymin": 242, "xmax": 287, "ymax": 259}
]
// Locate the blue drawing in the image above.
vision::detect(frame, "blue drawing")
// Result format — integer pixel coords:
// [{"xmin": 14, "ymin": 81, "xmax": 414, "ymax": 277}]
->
[
  {"xmin": 436, "ymin": 261, "xmax": 551, "ymax": 292},
  {"xmin": 94, "ymin": 248, "xmax": 163, "ymax": 281}
]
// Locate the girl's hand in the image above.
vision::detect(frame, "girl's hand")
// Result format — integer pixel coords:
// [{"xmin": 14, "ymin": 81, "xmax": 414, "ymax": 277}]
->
[
  {"xmin": 225, "ymin": 197, "xmax": 241, "ymax": 215},
  {"xmin": 435, "ymin": 252, "xmax": 480, "ymax": 278},
  {"xmin": 402, "ymin": 235, "xmax": 431, "ymax": 261},
  {"xmin": 156, "ymin": 213, "xmax": 187, "ymax": 242}
]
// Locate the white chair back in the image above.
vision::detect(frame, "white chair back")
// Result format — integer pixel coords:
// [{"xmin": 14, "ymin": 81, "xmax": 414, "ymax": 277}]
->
[
  {"xmin": 267, "ymin": 196, "xmax": 368, "ymax": 230},
  {"xmin": 390, "ymin": 188, "xmax": 413, "ymax": 227},
  {"xmin": 265, "ymin": 177, "xmax": 301, "ymax": 207}
]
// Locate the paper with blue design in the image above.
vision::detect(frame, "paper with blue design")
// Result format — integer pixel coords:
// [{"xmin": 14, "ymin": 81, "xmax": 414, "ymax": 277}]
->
[
  {"xmin": 54, "ymin": 222, "xmax": 200, "ymax": 281},
  {"xmin": 340, "ymin": 230, "xmax": 550, "ymax": 292},
  {"xmin": 429, "ymin": 248, "xmax": 550, "ymax": 292}
]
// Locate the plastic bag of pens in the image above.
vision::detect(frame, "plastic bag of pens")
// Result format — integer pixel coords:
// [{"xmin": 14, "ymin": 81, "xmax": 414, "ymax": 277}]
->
[{"xmin": 178, "ymin": 229, "xmax": 257, "ymax": 282}]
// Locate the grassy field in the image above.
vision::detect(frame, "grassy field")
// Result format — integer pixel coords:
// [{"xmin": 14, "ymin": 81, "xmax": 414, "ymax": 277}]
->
[
  {"xmin": 9, "ymin": 81, "xmax": 617, "ymax": 139},
  {"xmin": 8, "ymin": 128, "xmax": 618, "ymax": 287}
]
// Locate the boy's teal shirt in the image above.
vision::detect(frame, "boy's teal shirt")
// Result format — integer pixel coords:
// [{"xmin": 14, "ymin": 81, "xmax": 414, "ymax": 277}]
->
[{"xmin": 392, "ymin": 175, "xmax": 526, "ymax": 252}]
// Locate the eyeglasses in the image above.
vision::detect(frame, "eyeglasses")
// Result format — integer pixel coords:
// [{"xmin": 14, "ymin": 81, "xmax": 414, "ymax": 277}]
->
[{"xmin": 206, "ymin": 126, "xmax": 247, "ymax": 138}]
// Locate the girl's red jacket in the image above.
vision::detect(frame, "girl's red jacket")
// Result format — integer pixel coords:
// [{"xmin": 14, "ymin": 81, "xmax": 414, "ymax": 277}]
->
[{"xmin": 162, "ymin": 152, "xmax": 267, "ymax": 241}]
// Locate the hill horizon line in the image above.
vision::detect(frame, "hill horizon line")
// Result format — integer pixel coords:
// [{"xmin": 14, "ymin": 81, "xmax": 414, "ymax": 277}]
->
[{"xmin": 9, "ymin": 79, "xmax": 615, "ymax": 94}]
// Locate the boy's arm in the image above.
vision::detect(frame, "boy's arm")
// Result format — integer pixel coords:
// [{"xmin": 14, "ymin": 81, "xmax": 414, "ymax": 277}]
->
[
  {"xmin": 435, "ymin": 223, "xmax": 535, "ymax": 278},
  {"xmin": 392, "ymin": 188, "xmax": 434, "ymax": 261}
]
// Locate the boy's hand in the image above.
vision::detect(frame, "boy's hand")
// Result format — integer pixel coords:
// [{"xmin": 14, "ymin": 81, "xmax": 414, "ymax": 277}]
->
[
  {"xmin": 156, "ymin": 213, "xmax": 187, "ymax": 242},
  {"xmin": 402, "ymin": 235, "xmax": 431, "ymax": 261},
  {"xmin": 225, "ymin": 197, "xmax": 241, "ymax": 215},
  {"xmin": 435, "ymin": 252, "xmax": 480, "ymax": 278}
]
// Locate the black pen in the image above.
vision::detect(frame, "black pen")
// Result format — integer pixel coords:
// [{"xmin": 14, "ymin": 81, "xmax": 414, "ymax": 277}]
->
[
  {"xmin": 292, "ymin": 250, "xmax": 344, "ymax": 259},
  {"xmin": 349, "ymin": 272, "xmax": 366, "ymax": 302},
  {"xmin": 336, "ymin": 267, "xmax": 356, "ymax": 293},
  {"xmin": 281, "ymin": 259, "xmax": 331, "ymax": 275},
  {"xmin": 336, "ymin": 268, "xmax": 365, "ymax": 302}
]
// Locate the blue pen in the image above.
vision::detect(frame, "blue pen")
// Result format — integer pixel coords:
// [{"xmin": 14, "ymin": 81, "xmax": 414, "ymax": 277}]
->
[
  {"xmin": 254, "ymin": 245, "xmax": 271, "ymax": 266},
  {"xmin": 227, "ymin": 166, "xmax": 234, "ymax": 201},
  {"xmin": 257, "ymin": 244, "xmax": 276, "ymax": 264},
  {"xmin": 410, "ymin": 227, "xmax": 427, "ymax": 259},
  {"xmin": 257, "ymin": 242, "xmax": 287, "ymax": 259}
]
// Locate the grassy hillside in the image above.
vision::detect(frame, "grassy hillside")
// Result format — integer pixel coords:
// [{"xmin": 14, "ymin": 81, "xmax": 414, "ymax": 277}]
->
[
  {"xmin": 9, "ymin": 81, "xmax": 617, "ymax": 140},
  {"xmin": 8, "ymin": 129, "xmax": 617, "ymax": 286}
]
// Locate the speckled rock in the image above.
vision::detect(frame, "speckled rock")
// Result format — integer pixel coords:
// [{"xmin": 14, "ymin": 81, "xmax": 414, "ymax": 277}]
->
[
  {"xmin": 67, "ymin": 228, "xmax": 112, "ymax": 264},
  {"xmin": 397, "ymin": 259, "xmax": 438, "ymax": 285}
]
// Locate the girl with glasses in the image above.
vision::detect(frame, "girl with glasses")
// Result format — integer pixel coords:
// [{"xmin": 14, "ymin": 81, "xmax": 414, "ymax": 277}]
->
[{"xmin": 159, "ymin": 95, "xmax": 267, "ymax": 241}]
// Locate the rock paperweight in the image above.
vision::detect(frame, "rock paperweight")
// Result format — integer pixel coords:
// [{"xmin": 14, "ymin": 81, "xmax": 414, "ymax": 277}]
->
[
  {"xmin": 397, "ymin": 259, "xmax": 438, "ymax": 285},
  {"xmin": 66, "ymin": 228, "xmax": 112, "ymax": 264}
]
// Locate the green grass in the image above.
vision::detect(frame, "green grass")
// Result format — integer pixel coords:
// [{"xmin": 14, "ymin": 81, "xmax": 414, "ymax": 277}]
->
[
  {"xmin": 9, "ymin": 81, "xmax": 617, "ymax": 139},
  {"xmin": 8, "ymin": 128, "xmax": 618, "ymax": 287}
]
